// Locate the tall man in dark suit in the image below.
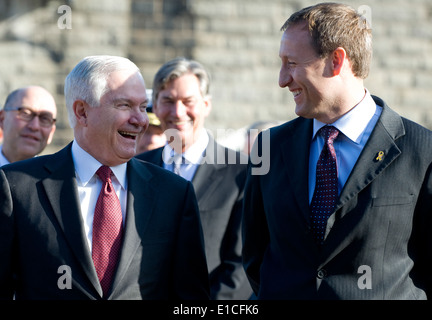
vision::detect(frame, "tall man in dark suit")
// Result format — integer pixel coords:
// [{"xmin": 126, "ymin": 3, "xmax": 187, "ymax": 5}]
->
[
  {"xmin": 136, "ymin": 57, "xmax": 252, "ymax": 300},
  {"xmin": 242, "ymin": 3, "xmax": 432, "ymax": 299},
  {"xmin": 0, "ymin": 55, "xmax": 210, "ymax": 300}
]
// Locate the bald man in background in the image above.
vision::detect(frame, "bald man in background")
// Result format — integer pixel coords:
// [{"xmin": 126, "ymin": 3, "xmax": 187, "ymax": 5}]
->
[{"xmin": 0, "ymin": 86, "xmax": 57, "ymax": 166}]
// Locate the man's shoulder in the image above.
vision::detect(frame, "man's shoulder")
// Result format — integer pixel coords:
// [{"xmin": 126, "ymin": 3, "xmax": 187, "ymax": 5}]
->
[
  {"xmin": 135, "ymin": 147, "xmax": 162, "ymax": 164},
  {"xmin": 0, "ymin": 144, "xmax": 71, "ymax": 176},
  {"xmin": 131, "ymin": 155, "xmax": 189, "ymax": 185},
  {"xmin": 400, "ymin": 117, "xmax": 432, "ymax": 148},
  {"xmin": 212, "ymin": 140, "xmax": 248, "ymax": 168},
  {"xmin": 375, "ymin": 95, "xmax": 432, "ymax": 143},
  {"xmin": 258, "ymin": 117, "xmax": 310, "ymax": 146}
]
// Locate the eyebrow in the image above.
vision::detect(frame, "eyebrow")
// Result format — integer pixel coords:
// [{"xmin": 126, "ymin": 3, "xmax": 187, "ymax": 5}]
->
[
  {"xmin": 9, "ymin": 106, "xmax": 55, "ymax": 116},
  {"xmin": 160, "ymin": 94, "xmax": 196, "ymax": 100},
  {"xmin": 112, "ymin": 97, "xmax": 149, "ymax": 105}
]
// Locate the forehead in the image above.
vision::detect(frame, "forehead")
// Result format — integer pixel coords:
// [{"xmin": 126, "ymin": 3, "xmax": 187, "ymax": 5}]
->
[
  {"xmin": 279, "ymin": 23, "xmax": 315, "ymax": 58},
  {"xmin": 105, "ymin": 70, "xmax": 147, "ymax": 100},
  {"xmin": 19, "ymin": 89, "xmax": 57, "ymax": 115},
  {"xmin": 160, "ymin": 73, "xmax": 202, "ymax": 97}
]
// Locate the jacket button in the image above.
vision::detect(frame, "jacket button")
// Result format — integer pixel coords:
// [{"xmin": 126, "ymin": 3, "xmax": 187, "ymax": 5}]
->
[{"xmin": 317, "ymin": 269, "xmax": 327, "ymax": 279}]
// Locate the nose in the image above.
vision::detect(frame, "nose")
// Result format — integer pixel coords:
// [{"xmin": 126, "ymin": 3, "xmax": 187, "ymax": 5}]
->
[
  {"xmin": 26, "ymin": 115, "xmax": 41, "ymax": 130},
  {"xmin": 279, "ymin": 66, "xmax": 293, "ymax": 88},
  {"xmin": 130, "ymin": 108, "xmax": 149, "ymax": 129},
  {"xmin": 173, "ymin": 100, "xmax": 187, "ymax": 117}
]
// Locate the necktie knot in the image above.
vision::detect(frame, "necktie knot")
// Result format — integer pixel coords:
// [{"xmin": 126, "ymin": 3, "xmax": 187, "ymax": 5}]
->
[
  {"xmin": 320, "ymin": 126, "xmax": 339, "ymax": 145},
  {"xmin": 96, "ymin": 165, "xmax": 112, "ymax": 183}
]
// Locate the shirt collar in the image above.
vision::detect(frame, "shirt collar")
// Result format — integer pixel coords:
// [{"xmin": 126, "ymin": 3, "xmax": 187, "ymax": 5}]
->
[
  {"xmin": 0, "ymin": 145, "xmax": 10, "ymax": 166},
  {"xmin": 313, "ymin": 89, "xmax": 377, "ymax": 144},
  {"xmin": 162, "ymin": 129, "xmax": 209, "ymax": 165},
  {"xmin": 71, "ymin": 140, "xmax": 127, "ymax": 189}
]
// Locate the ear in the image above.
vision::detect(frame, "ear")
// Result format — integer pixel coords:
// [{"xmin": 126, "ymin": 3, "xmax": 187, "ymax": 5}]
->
[
  {"xmin": 47, "ymin": 124, "xmax": 56, "ymax": 145},
  {"xmin": 0, "ymin": 110, "xmax": 5, "ymax": 129},
  {"xmin": 73, "ymin": 100, "xmax": 89, "ymax": 126},
  {"xmin": 152, "ymin": 100, "xmax": 159, "ymax": 115},
  {"xmin": 331, "ymin": 47, "xmax": 347, "ymax": 76},
  {"xmin": 203, "ymin": 96, "xmax": 212, "ymax": 117}
]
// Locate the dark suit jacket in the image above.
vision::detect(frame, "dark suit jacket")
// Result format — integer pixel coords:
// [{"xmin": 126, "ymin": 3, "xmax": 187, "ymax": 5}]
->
[
  {"xmin": 0, "ymin": 143, "xmax": 210, "ymax": 300},
  {"xmin": 136, "ymin": 135, "xmax": 252, "ymax": 299},
  {"xmin": 242, "ymin": 96, "xmax": 432, "ymax": 299}
]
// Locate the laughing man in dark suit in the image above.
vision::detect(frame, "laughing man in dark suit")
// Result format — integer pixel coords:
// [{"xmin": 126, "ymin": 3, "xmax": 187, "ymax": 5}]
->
[{"xmin": 0, "ymin": 55, "xmax": 209, "ymax": 300}]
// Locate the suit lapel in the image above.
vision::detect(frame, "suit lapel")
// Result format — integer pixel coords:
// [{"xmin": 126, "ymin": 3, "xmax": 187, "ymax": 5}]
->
[
  {"xmin": 281, "ymin": 119, "xmax": 314, "ymax": 225},
  {"xmin": 334, "ymin": 101, "xmax": 404, "ymax": 218},
  {"xmin": 192, "ymin": 136, "xmax": 225, "ymax": 203},
  {"xmin": 109, "ymin": 158, "xmax": 156, "ymax": 297},
  {"xmin": 192, "ymin": 164, "xmax": 222, "ymax": 203},
  {"xmin": 140, "ymin": 148, "xmax": 164, "ymax": 167},
  {"xmin": 321, "ymin": 101, "xmax": 405, "ymax": 260},
  {"xmin": 41, "ymin": 144, "xmax": 102, "ymax": 296}
]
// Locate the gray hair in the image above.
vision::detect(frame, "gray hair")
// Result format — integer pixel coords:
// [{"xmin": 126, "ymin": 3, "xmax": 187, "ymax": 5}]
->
[
  {"xmin": 152, "ymin": 57, "xmax": 211, "ymax": 106},
  {"xmin": 64, "ymin": 55, "xmax": 141, "ymax": 128}
]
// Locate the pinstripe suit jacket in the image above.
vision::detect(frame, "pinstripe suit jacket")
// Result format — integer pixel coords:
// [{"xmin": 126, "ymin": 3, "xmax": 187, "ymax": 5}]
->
[{"xmin": 242, "ymin": 96, "xmax": 432, "ymax": 299}]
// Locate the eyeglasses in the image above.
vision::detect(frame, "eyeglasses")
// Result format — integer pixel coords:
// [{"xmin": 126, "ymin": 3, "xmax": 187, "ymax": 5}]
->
[{"xmin": 4, "ymin": 106, "xmax": 56, "ymax": 128}]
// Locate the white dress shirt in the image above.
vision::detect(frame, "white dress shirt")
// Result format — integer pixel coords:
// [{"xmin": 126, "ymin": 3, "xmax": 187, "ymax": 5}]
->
[
  {"xmin": 71, "ymin": 140, "xmax": 127, "ymax": 251},
  {"xmin": 162, "ymin": 129, "xmax": 209, "ymax": 181},
  {"xmin": 308, "ymin": 89, "xmax": 382, "ymax": 203},
  {"xmin": 0, "ymin": 145, "xmax": 10, "ymax": 167}
]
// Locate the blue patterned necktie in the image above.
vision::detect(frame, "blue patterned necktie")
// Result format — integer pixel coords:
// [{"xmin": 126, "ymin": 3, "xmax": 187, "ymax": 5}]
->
[
  {"xmin": 310, "ymin": 126, "xmax": 339, "ymax": 244},
  {"xmin": 172, "ymin": 153, "xmax": 184, "ymax": 176}
]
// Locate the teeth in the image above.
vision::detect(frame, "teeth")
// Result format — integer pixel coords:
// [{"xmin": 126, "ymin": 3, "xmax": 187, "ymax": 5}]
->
[
  {"xmin": 292, "ymin": 90, "xmax": 302, "ymax": 97},
  {"xmin": 173, "ymin": 121, "xmax": 190, "ymax": 125},
  {"xmin": 119, "ymin": 131, "xmax": 138, "ymax": 137}
]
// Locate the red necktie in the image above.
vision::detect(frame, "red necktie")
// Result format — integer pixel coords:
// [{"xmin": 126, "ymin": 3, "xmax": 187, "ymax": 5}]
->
[
  {"xmin": 310, "ymin": 126, "xmax": 339, "ymax": 244},
  {"xmin": 92, "ymin": 165, "xmax": 123, "ymax": 297}
]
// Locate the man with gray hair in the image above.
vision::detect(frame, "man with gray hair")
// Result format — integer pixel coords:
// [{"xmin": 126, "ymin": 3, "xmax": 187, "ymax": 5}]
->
[
  {"xmin": 0, "ymin": 55, "xmax": 210, "ymax": 300},
  {"xmin": 136, "ymin": 57, "xmax": 252, "ymax": 299}
]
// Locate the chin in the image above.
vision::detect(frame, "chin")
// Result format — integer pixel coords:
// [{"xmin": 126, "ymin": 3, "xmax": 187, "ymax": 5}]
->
[{"xmin": 295, "ymin": 106, "xmax": 315, "ymax": 119}]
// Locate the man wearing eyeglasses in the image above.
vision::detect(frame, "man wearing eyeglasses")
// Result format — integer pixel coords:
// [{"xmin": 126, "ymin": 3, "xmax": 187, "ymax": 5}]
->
[{"xmin": 0, "ymin": 86, "xmax": 57, "ymax": 166}]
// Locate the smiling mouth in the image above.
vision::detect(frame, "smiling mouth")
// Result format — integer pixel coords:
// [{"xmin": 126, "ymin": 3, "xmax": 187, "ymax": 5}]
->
[
  {"xmin": 172, "ymin": 120, "xmax": 191, "ymax": 126},
  {"xmin": 118, "ymin": 131, "xmax": 138, "ymax": 140},
  {"xmin": 292, "ymin": 89, "xmax": 302, "ymax": 98},
  {"xmin": 22, "ymin": 134, "xmax": 40, "ymax": 142}
]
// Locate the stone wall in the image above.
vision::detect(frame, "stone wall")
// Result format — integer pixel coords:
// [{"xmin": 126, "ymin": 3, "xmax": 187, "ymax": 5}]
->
[{"xmin": 0, "ymin": 0, "xmax": 431, "ymax": 153}]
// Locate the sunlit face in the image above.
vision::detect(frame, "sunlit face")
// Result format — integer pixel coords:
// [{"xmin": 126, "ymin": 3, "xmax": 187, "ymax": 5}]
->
[
  {"xmin": 77, "ymin": 70, "xmax": 149, "ymax": 166},
  {"xmin": 0, "ymin": 86, "xmax": 57, "ymax": 162},
  {"xmin": 279, "ymin": 22, "xmax": 335, "ymax": 122},
  {"xmin": 153, "ymin": 73, "xmax": 211, "ymax": 153}
]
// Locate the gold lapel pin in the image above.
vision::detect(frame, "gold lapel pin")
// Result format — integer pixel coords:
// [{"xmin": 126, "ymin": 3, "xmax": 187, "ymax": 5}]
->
[{"xmin": 375, "ymin": 151, "xmax": 384, "ymax": 161}]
